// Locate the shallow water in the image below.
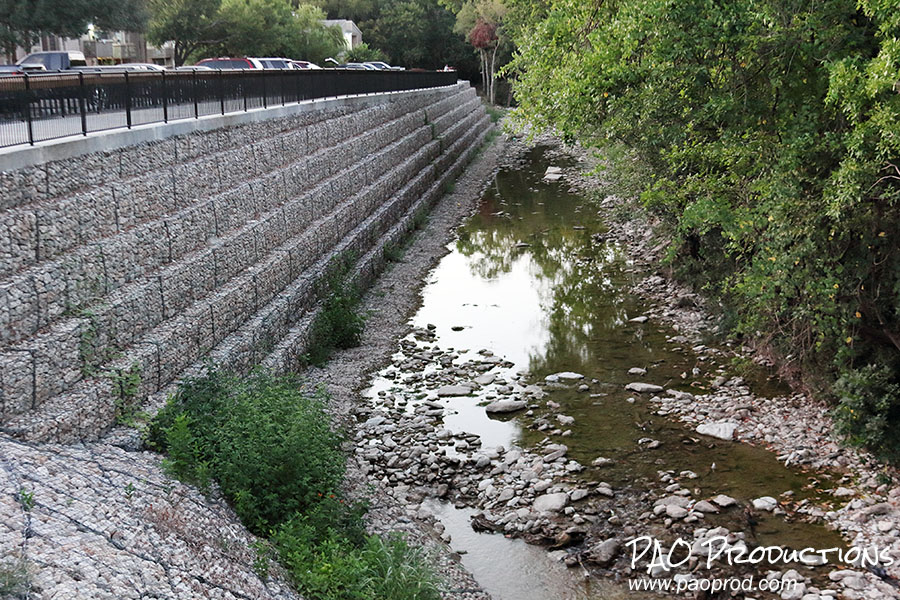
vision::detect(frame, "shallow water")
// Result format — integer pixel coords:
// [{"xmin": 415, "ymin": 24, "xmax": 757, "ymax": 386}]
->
[{"xmin": 369, "ymin": 145, "xmax": 845, "ymax": 596}]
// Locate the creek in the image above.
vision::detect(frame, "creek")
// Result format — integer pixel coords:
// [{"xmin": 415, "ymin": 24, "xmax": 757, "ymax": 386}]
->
[{"xmin": 363, "ymin": 144, "xmax": 845, "ymax": 598}]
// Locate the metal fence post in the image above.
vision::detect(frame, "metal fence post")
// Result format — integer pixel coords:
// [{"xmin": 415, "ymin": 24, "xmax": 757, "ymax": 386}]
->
[
  {"xmin": 161, "ymin": 70, "xmax": 168, "ymax": 123},
  {"xmin": 23, "ymin": 73, "xmax": 34, "ymax": 145},
  {"xmin": 193, "ymin": 70, "xmax": 199, "ymax": 118},
  {"xmin": 219, "ymin": 70, "xmax": 225, "ymax": 115},
  {"xmin": 261, "ymin": 72, "xmax": 267, "ymax": 109},
  {"xmin": 243, "ymin": 73, "xmax": 248, "ymax": 111},
  {"xmin": 125, "ymin": 71, "xmax": 132, "ymax": 129},
  {"xmin": 78, "ymin": 72, "xmax": 87, "ymax": 136}
]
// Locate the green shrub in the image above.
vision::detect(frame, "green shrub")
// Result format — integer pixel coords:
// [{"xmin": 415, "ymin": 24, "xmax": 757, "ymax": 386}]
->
[
  {"xmin": 151, "ymin": 369, "xmax": 442, "ymax": 600},
  {"xmin": 505, "ymin": 0, "xmax": 900, "ymax": 459},
  {"xmin": 833, "ymin": 365, "xmax": 900, "ymax": 463},
  {"xmin": 149, "ymin": 370, "xmax": 345, "ymax": 534}
]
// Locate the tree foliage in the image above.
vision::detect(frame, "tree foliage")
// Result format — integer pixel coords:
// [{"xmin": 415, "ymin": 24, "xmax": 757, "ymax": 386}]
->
[
  {"xmin": 506, "ymin": 0, "xmax": 900, "ymax": 458},
  {"xmin": 1, "ymin": 0, "xmax": 146, "ymax": 60},
  {"xmin": 314, "ymin": 0, "xmax": 478, "ymax": 74},
  {"xmin": 148, "ymin": 0, "xmax": 344, "ymax": 65}
]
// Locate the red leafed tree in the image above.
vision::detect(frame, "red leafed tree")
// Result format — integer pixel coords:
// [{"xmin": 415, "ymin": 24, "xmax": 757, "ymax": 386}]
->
[{"xmin": 468, "ymin": 18, "xmax": 499, "ymax": 103}]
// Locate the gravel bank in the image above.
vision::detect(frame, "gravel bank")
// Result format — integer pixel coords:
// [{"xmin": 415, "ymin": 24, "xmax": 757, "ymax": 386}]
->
[{"xmin": 303, "ymin": 129, "xmax": 507, "ymax": 600}]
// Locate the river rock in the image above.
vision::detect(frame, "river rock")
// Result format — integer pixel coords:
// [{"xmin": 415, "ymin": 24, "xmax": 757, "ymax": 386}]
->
[
  {"xmin": 752, "ymin": 496, "xmax": 778, "ymax": 511},
  {"xmin": 693, "ymin": 500, "xmax": 719, "ymax": 513},
  {"xmin": 551, "ymin": 371, "xmax": 584, "ymax": 381},
  {"xmin": 625, "ymin": 382, "xmax": 664, "ymax": 393},
  {"xmin": 570, "ymin": 489, "xmax": 589, "ymax": 502},
  {"xmin": 711, "ymin": 494, "xmax": 738, "ymax": 508},
  {"xmin": 557, "ymin": 415, "xmax": 575, "ymax": 426},
  {"xmin": 629, "ymin": 316, "xmax": 649, "ymax": 323},
  {"xmin": 543, "ymin": 167, "xmax": 563, "ymax": 181},
  {"xmin": 628, "ymin": 367, "xmax": 647, "ymax": 376},
  {"xmin": 474, "ymin": 373, "xmax": 496, "ymax": 386},
  {"xmin": 589, "ymin": 538, "xmax": 621, "ymax": 566},
  {"xmin": 436, "ymin": 385, "xmax": 473, "ymax": 397},
  {"xmin": 666, "ymin": 504, "xmax": 689, "ymax": 519},
  {"xmin": 592, "ymin": 457, "xmax": 615, "ymax": 467},
  {"xmin": 485, "ymin": 400, "xmax": 527, "ymax": 413},
  {"xmin": 655, "ymin": 495, "xmax": 691, "ymax": 508},
  {"xmin": 533, "ymin": 492, "xmax": 568, "ymax": 513},
  {"xmin": 696, "ymin": 422, "xmax": 739, "ymax": 440}
]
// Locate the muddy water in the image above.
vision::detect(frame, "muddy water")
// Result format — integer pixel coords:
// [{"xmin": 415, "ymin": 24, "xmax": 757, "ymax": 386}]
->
[{"xmin": 368, "ymin": 145, "xmax": 844, "ymax": 596}]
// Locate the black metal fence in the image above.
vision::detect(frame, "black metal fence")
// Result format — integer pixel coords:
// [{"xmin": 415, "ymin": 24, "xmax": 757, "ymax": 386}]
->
[{"xmin": 0, "ymin": 69, "xmax": 458, "ymax": 149}]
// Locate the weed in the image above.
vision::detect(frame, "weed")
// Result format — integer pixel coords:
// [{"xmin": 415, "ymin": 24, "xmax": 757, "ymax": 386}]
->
[
  {"xmin": 17, "ymin": 489, "xmax": 33, "ymax": 512},
  {"xmin": 411, "ymin": 208, "xmax": 428, "ymax": 231},
  {"xmin": 484, "ymin": 104, "xmax": 506, "ymax": 123},
  {"xmin": 108, "ymin": 364, "xmax": 143, "ymax": 426},
  {"xmin": 382, "ymin": 243, "xmax": 404, "ymax": 263},
  {"xmin": 304, "ymin": 256, "xmax": 366, "ymax": 366},
  {"xmin": 124, "ymin": 482, "xmax": 135, "ymax": 499},
  {"xmin": 0, "ymin": 557, "xmax": 29, "ymax": 597},
  {"xmin": 443, "ymin": 180, "xmax": 456, "ymax": 195},
  {"xmin": 252, "ymin": 540, "xmax": 271, "ymax": 581}
]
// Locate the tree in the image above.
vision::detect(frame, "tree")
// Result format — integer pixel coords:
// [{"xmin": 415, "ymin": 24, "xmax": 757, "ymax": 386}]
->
[
  {"xmin": 360, "ymin": 0, "xmax": 476, "ymax": 73},
  {"xmin": 147, "ymin": 0, "xmax": 223, "ymax": 66},
  {"xmin": 506, "ymin": 0, "xmax": 900, "ymax": 458},
  {"xmin": 147, "ymin": 0, "xmax": 344, "ymax": 65},
  {"xmin": 345, "ymin": 42, "xmax": 386, "ymax": 63},
  {"xmin": 1, "ymin": 0, "xmax": 146, "ymax": 62},
  {"xmin": 450, "ymin": 0, "xmax": 507, "ymax": 103},
  {"xmin": 287, "ymin": 4, "xmax": 345, "ymax": 63}
]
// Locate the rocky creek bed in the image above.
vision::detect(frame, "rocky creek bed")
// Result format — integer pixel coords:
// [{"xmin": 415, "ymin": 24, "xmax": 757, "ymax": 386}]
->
[{"xmin": 345, "ymin": 134, "xmax": 900, "ymax": 599}]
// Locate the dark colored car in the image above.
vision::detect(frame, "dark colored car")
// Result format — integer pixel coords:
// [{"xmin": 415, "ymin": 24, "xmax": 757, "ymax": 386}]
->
[{"xmin": 17, "ymin": 51, "xmax": 87, "ymax": 70}]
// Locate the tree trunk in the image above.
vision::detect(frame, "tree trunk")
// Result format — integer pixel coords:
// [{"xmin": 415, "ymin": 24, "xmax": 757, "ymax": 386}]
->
[
  {"xmin": 488, "ymin": 44, "xmax": 499, "ymax": 104},
  {"xmin": 480, "ymin": 48, "xmax": 488, "ymax": 98}
]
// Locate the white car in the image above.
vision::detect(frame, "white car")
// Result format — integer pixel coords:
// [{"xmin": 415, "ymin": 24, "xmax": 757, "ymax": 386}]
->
[{"xmin": 254, "ymin": 58, "xmax": 296, "ymax": 69}]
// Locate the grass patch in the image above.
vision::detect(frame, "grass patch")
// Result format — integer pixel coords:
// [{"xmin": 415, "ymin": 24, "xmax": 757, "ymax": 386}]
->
[
  {"xmin": 0, "ymin": 557, "xmax": 29, "ymax": 598},
  {"xmin": 149, "ymin": 369, "xmax": 440, "ymax": 600},
  {"xmin": 484, "ymin": 104, "xmax": 506, "ymax": 123}
]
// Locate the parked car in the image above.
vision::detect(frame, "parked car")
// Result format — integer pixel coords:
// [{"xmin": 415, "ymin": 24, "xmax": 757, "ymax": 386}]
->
[
  {"xmin": 290, "ymin": 60, "xmax": 321, "ymax": 70},
  {"xmin": 16, "ymin": 50, "xmax": 87, "ymax": 70},
  {"xmin": 195, "ymin": 57, "xmax": 263, "ymax": 69},
  {"xmin": 344, "ymin": 62, "xmax": 377, "ymax": 70},
  {"xmin": 254, "ymin": 57, "xmax": 295, "ymax": 69},
  {"xmin": 117, "ymin": 63, "xmax": 166, "ymax": 71},
  {"xmin": 171, "ymin": 65, "xmax": 214, "ymax": 71},
  {"xmin": 363, "ymin": 61, "xmax": 390, "ymax": 70}
]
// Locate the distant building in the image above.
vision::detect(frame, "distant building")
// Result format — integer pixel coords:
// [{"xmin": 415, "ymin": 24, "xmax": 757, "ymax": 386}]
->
[
  {"xmin": 322, "ymin": 19, "xmax": 362, "ymax": 51},
  {"xmin": 12, "ymin": 26, "xmax": 174, "ymax": 67}
]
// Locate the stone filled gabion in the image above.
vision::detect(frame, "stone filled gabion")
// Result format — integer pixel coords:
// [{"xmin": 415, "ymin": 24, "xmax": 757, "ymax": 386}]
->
[{"xmin": 0, "ymin": 83, "xmax": 491, "ymax": 445}]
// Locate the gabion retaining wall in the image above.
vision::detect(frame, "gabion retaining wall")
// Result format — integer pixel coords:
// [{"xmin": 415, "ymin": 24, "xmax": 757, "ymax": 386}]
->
[{"xmin": 0, "ymin": 81, "xmax": 491, "ymax": 443}]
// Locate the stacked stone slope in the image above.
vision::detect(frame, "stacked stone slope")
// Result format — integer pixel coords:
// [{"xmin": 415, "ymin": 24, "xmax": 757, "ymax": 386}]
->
[{"xmin": 0, "ymin": 81, "xmax": 491, "ymax": 443}]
